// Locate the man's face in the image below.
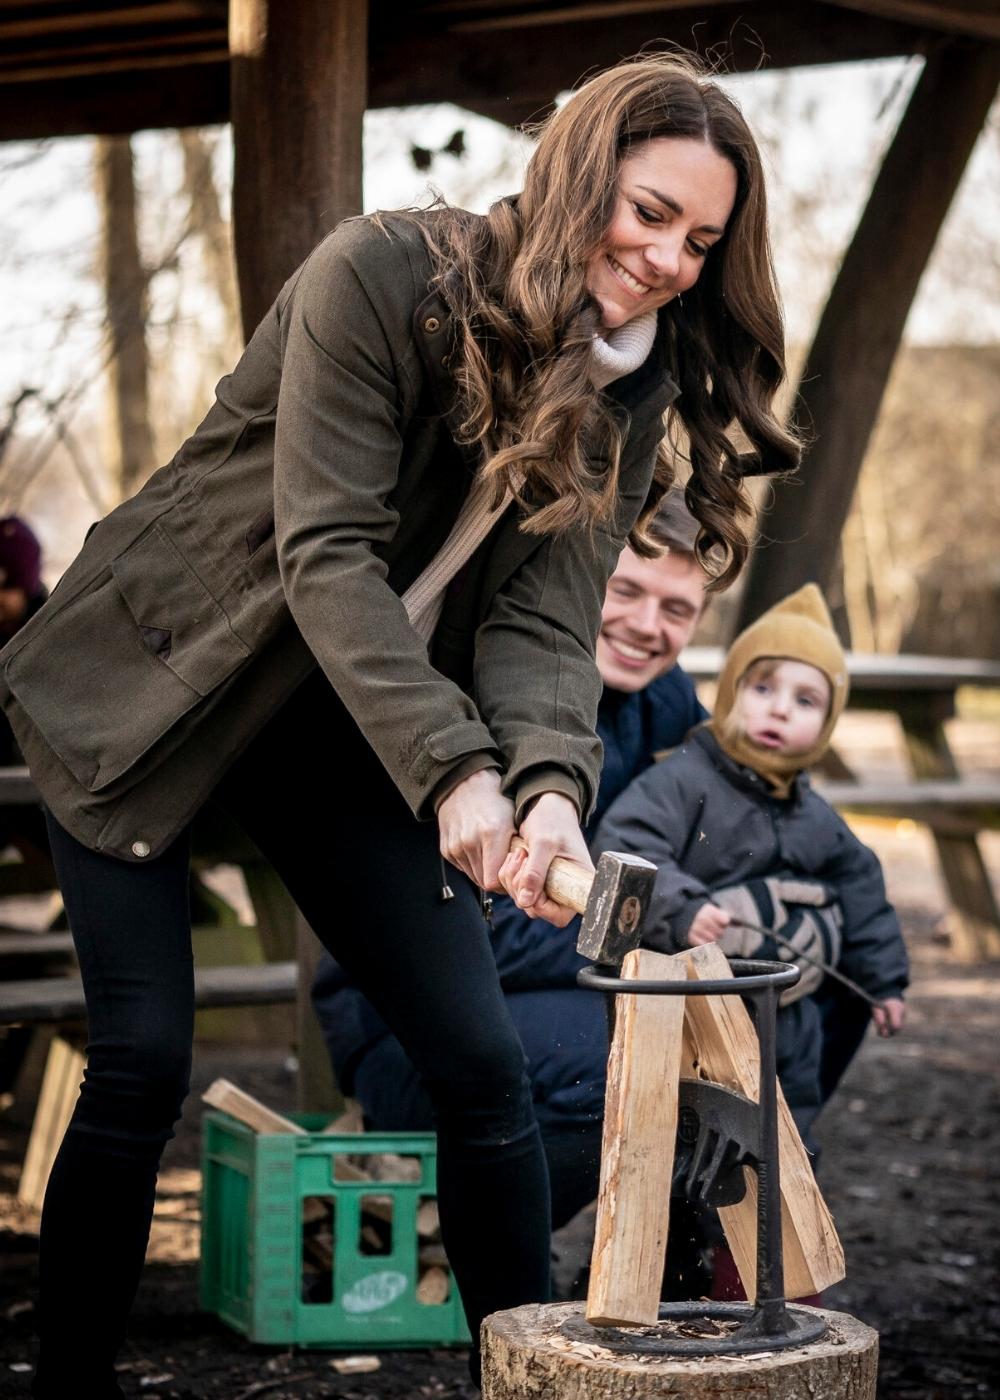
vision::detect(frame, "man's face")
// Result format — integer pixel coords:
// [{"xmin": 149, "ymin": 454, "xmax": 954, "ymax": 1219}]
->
[{"xmin": 596, "ymin": 546, "xmax": 706, "ymax": 693}]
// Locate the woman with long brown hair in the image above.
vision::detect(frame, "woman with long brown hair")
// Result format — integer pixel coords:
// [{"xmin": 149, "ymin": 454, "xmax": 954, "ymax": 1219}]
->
[{"xmin": 2, "ymin": 52, "xmax": 797, "ymax": 1397}]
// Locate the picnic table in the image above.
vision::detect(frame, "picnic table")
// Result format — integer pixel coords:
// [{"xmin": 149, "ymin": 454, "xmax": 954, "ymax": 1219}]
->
[{"xmin": 682, "ymin": 648, "xmax": 1000, "ymax": 961}]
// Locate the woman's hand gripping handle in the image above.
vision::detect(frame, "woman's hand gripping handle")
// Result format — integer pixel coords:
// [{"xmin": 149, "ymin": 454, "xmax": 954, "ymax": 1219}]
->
[{"xmin": 499, "ymin": 793, "xmax": 595, "ymax": 928}]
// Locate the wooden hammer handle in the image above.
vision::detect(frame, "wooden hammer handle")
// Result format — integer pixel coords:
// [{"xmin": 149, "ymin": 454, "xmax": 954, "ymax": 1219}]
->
[{"xmin": 509, "ymin": 836, "xmax": 594, "ymax": 916}]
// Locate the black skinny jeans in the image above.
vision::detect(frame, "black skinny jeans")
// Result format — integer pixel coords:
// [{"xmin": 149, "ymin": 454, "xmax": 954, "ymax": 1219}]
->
[{"xmin": 34, "ymin": 673, "xmax": 550, "ymax": 1397}]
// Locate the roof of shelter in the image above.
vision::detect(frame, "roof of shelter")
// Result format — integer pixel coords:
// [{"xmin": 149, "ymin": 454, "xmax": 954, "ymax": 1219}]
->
[{"xmin": 1, "ymin": 0, "xmax": 997, "ymax": 139}]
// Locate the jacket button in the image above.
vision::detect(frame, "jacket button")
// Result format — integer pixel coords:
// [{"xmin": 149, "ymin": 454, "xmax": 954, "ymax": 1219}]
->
[
  {"xmin": 423, "ymin": 315, "xmax": 441, "ymax": 333},
  {"xmin": 132, "ymin": 840, "xmax": 151, "ymax": 858}
]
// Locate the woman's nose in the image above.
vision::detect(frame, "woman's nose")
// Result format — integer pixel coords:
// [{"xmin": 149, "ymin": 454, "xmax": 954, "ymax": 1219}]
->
[{"xmin": 644, "ymin": 233, "xmax": 682, "ymax": 280}]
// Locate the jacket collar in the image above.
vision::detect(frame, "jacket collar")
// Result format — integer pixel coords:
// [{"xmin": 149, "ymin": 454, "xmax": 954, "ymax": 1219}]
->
[
  {"xmin": 413, "ymin": 282, "xmax": 681, "ymax": 471},
  {"xmin": 689, "ymin": 724, "xmax": 810, "ymax": 803}
]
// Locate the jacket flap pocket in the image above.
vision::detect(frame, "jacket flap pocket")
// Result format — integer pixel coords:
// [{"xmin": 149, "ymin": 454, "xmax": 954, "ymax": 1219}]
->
[
  {"xmin": 5, "ymin": 529, "xmax": 251, "ymax": 795},
  {"xmin": 112, "ymin": 527, "xmax": 250, "ymax": 697}
]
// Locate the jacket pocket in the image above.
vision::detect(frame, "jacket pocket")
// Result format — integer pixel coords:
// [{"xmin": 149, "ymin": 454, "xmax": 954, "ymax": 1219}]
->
[{"xmin": 4, "ymin": 525, "xmax": 250, "ymax": 793}]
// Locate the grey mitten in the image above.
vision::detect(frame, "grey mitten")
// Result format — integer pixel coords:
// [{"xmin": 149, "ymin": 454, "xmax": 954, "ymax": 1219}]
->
[{"xmin": 711, "ymin": 877, "xmax": 843, "ymax": 1003}]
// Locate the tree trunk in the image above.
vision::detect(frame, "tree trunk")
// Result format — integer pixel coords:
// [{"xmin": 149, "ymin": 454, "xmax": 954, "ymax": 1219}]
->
[
  {"xmin": 734, "ymin": 40, "xmax": 1000, "ymax": 632},
  {"xmin": 179, "ymin": 128, "xmax": 242, "ymax": 366},
  {"xmin": 482, "ymin": 1301, "xmax": 879, "ymax": 1399},
  {"xmin": 96, "ymin": 134, "xmax": 157, "ymax": 502}
]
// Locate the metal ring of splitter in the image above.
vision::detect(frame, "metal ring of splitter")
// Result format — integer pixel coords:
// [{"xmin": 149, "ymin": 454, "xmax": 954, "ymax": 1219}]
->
[
  {"xmin": 560, "ymin": 1301, "xmax": 828, "ymax": 1357},
  {"xmin": 577, "ymin": 957, "xmax": 801, "ymax": 996}
]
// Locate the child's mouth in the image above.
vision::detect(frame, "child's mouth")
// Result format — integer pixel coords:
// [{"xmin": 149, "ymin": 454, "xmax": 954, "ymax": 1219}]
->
[{"xmin": 752, "ymin": 729, "xmax": 785, "ymax": 749}]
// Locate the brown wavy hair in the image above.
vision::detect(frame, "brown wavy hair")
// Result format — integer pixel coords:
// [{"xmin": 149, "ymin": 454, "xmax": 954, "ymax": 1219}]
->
[{"xmin": 407, "ymin": 52, "xmax": 799, "ymax": 589}]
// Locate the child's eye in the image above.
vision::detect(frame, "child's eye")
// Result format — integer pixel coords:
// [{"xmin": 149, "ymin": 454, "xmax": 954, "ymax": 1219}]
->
[
  {"xmin": 752, "ymin": 682, "xmax": 771, "ymax": 695},
  {"xmin": 797, "ymin": 695, "xmax": 817, "ymax": 708}
]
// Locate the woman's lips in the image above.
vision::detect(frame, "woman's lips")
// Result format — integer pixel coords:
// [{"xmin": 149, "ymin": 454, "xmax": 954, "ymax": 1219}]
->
[{"xmin": 606, "ymin": 255, "xmax": 653, "ymax": 299}]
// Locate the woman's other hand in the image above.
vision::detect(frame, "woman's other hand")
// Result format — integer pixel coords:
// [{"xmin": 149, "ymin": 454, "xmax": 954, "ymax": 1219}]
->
[
  {"xmin": 498, "ymin": 793, "xmax": 593, "ymax": 928},
  {"xmin": 437, "ymin": 768, "xmax": 516, "ymax": 891},
  {"xmin": 687, "ymin": 902, "xmax": 732, "ymax": 946}
]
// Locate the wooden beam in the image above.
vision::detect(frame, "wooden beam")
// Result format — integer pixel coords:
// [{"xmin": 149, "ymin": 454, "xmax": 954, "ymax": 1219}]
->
[
  {"xmin": 735, "ymin": 39, "xmax": 1000, "ymax": 630},
  {"xmin": 370, "ymin": 4, "xmax": 930, "ymax": 111},
  {"xmin": 229, "ymin": 0, "xmax": 367, "ymax": 338},
  {"xmin": 832, "ymin": 0, "xmax": 1000, "ymax": 42},
  {"xmin": 0, "ymin": 2, "xmax": 945, "ymax": 143},
  {"xmin": 0, "ymin": 62, "xmax": 229, "ymax": 140}
]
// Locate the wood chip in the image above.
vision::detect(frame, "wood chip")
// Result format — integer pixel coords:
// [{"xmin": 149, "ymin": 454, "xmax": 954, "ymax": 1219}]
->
[{"xmin": 329, "ymin": 1354, "xmax": 382, "ymax": 1374}]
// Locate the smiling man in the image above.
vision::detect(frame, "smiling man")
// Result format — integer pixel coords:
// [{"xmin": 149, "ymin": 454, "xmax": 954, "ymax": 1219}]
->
[{"xmin": 311, "ymin": 489, "xmax": 709, "ymax": 1233}]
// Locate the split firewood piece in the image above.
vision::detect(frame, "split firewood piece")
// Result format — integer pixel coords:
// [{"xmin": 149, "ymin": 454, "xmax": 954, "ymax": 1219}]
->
[
  {"xmin": 321, "ymin": 1099, "xmax": 365, "ymax": 1134},
  {"xmin": 418, "ymin": 1242, "xmax": 449, "ymax": 1267},
  {"xmin": 678, "ymin": 942, "xmax": 846, "ymax": 1298},
  {"xmin": 416, "ymin": 1265, "xmax": 451, "ymax": 1305},
  {"xmin": 586, "ymin": 947, "xmax": 687, "ymax": 1326},
  {"xmin": 202, "ymin": 1079, "xmax": 304, "ymax": 1135}
]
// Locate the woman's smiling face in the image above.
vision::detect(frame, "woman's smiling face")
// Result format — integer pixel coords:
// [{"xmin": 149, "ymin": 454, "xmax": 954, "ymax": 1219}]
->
[{"xmin": 586, "ymin": 137, "xmax": 738, "ymax": 330}]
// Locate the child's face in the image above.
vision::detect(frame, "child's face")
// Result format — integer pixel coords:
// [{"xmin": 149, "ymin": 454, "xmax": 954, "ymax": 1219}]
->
[{"xmin": 736, "ymin": 659, "xmax": 831, "ymax": 756}]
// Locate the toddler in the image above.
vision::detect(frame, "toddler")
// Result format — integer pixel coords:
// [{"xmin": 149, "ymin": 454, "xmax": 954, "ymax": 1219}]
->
[{"xmin": 594, "ymin": 584, "xmax": 908, "ymax": 1144}]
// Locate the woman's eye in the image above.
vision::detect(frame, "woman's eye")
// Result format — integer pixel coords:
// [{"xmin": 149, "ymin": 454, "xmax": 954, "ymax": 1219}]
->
[
  {"xmin": 687, "ymin": 239, "xmax": 709, "ymax": 258},
  {"xmin": 634, "ymin": 202, "xmax": 660, "ymax": 225}
]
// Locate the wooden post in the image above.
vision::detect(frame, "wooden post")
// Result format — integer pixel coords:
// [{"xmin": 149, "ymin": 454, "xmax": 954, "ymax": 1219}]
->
[
  {"xmin": 229, "ymin": 0, "xmax": 364, "ymax": 1110},
  {"xmin": 897, "ymin": 694, "xmax": 1000, "ymax": 961},
  {"xmin": 587, "ymin": 949, "xmax": 687, "ymax": 1326},
  {"xmin": 229, "ymin": 0, "xmax": 367, "ymax": 339},
  {"xmin": 735, "ymin": 41, "xmax": 1000, "ymax": 630}
]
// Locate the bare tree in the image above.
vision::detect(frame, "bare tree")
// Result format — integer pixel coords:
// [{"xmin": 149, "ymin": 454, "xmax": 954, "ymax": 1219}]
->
[{"xmin": 95, "ymin": 135, "xmax": 157, "ymax": 502}]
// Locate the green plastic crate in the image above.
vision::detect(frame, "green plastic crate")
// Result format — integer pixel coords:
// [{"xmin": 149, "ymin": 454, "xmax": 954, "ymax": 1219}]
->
[{"xmin": 200, "ymin": 1111, "xmax": 470, "ymax": 1348}]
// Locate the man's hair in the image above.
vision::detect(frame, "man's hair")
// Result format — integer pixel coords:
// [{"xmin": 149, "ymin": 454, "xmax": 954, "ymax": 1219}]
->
[{"xmin": 646, "ymin": 488, "xmax": 701, "ymax": 556}]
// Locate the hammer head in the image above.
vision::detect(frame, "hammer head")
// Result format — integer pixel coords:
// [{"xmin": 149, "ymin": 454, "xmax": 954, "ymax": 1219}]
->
[{"xmin": 575, "ymin": 850, "xmax": 656, "ymax": 965}]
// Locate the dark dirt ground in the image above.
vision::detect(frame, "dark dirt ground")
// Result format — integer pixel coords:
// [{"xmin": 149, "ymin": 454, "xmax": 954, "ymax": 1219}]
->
[{"xmin": 1, "ymin": 815, "xmax": 998, "ymax": 1399}]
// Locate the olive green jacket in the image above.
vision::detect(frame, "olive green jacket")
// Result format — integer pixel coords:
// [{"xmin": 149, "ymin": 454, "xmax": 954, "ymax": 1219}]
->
[{"xmin": 0, "ymin": 215, "xmax": 678, "ymax": 861}]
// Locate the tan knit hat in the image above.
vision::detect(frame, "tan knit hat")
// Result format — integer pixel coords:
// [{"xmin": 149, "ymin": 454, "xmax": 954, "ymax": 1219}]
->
[{"xmin": 708, "ymin": 584, "xmax": 849, "ymax": 790}]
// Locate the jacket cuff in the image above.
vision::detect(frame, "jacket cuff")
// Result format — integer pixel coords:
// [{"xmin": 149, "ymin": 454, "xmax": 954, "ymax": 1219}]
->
[
  {"xmin": 430, "ymin": 754, "xmax": 503, "ymax": 814},
  {"xmin": 510, "ymin": 767, "xmax": 584, "ymax": 827}
]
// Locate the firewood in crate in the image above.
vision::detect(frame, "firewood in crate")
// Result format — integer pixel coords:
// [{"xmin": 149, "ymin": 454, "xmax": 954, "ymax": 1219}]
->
[
  {"xmin": 416, "ymin": 1199, "xmax": 440, "ymax": 1239},
  {"xmin": 418, "ymin": 1242, "xmax": 449, "ymax": 1268},
  {"xmin": 367, "ymin": 1151, "xmax": 423, "ymax": 1183},
  {"xmin": 416, "ymin": 1265, "xmax": 451, "ymax": 1305}
]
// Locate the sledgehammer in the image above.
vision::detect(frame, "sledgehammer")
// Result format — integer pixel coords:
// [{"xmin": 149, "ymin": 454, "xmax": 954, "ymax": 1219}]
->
[{"xmin": 510, "ymin": 837, "xmax": 656, "ymax": 965}]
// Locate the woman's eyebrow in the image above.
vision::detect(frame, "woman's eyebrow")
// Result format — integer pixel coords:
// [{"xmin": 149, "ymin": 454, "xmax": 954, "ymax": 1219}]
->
[{"xmin": 636, "ymin": 184, "xmax": 725, "ymax": 236}]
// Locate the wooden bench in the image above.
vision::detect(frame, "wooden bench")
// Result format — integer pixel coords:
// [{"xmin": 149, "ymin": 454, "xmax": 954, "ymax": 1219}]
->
[
  {"xmin": 684, "ymin": 648, "xmax": 1000, "ymax": 962},
  {"xmin": 1, "ymin": 961, "xmax": 298, "ymax": 1210}
]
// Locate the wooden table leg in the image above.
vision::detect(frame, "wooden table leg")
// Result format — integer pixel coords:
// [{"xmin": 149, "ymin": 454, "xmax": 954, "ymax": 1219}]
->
[{"xmin": 899, "ymin": 695, "xmax": 1000, "ymax": 962}]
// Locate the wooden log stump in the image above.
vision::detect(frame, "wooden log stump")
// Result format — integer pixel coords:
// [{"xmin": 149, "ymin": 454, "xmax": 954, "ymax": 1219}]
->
[{"xmin": 482, "ymin": 1302, "xmax": 878, "ymax": 1400}]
